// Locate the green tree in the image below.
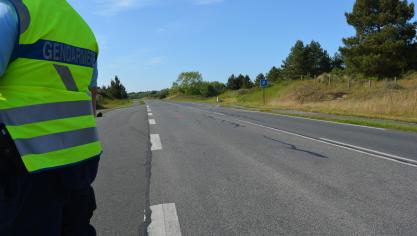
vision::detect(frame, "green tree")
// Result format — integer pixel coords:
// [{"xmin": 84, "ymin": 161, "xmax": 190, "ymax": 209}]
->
[
  {"xmin": 304, "ymin": 41, "xmax": 332, "ymax": 77},
  {"xmin": 107, "ymin": 76, "xmax": 128, "ymax": 99},
  {"xmin": 171, "ymin": 82, "xmax": 181, "ymax": 94},
  {"xmin": 226, "ymin": 74, "xmax": 253, "ymax": 90},
  {"xmin": 236, "ymin": 74, "xmax": 245, "ymax": 89},
  {"xmin": 227, "ymin": 74, "xmax": 240, "ymax": 90},
  {"xmin": 158, "ymin": 89, "xmax": 170, "ymax": 99},
  {"xmin": 331, "ymin": 52, "xmax": 345, "ymax": 70},
  {"xmin": 176, "ymin": 71, "xmax": 203, "ymax": 95},
  {"xmin": 242, "ymin": 75, "xmax": 254, "ymax": 88},
  {"xmin": 340, "ymin": 0, "xmax": 417, "ymax": 78},
  {"xmin": 266, "ymin": 66, "xmax": 283, "ymax": 82},
  {"xmin": 209, "ymin": 81, "xmax": 226, "ymax": 95},
  {"xmin": 282, "ymin": 40, "xmax": 307, "ymax": 79},
  {"xmin": 186, "ymin": 81, "xmax": 224, "ymax": 97},
  {"xmin": 255, "ymin": 73, "xmax": 266, "ymax": 87}
]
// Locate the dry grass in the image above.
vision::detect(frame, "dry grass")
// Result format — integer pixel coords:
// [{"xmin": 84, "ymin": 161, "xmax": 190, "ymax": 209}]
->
[
  {"xmin": 97, "ymin": 98, "xmax": 133, "ymax": 110},
  {"xmin": 168, "ymin": 73, "xmax": 417, "ymax": 123},
  {"xmin": 218, "ymin": 74, "xmax": 417, "ymax": 123}
]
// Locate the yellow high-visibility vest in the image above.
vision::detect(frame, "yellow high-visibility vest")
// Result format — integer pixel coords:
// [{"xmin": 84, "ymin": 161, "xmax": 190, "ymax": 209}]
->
[{"xmin": 0, "ymin": 0, "xmax": 102, "ymax": 173}]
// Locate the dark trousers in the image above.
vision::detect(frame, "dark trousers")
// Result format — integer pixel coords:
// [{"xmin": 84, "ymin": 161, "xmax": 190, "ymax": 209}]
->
[{"xmin": 0, "ymin": 170, "xmax": 97, "ymax": 236}]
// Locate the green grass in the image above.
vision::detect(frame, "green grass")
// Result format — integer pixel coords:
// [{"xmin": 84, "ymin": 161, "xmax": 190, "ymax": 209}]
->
[
  {"xmin": 224, "ymin": 81, "xmax": 289, "ymax": 105},
  {"xmin": 269, "ymin": 112, "xmax": 417, "ymax": 133},
  {"xmin": 97, "ymin": 98, "xmax": 133, "ymax": 110},
  {"xmin": 213, "ymin": 103, "xmax": 417, "ymax": 132}
]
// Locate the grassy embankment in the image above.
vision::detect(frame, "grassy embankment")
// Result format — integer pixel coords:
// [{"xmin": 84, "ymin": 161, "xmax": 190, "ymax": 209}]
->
[
  {"xmin": 168, "ymin": 74, "xmax": 417, "ymax": 132},
  {"xmin": 97, "ymin": 97, "xmax": 133, "ymax": 110}
]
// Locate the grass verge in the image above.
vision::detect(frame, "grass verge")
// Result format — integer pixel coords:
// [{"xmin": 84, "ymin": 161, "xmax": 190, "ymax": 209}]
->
[
  {"xmin": 168, "ymin": 96, "xmax": 417, "ymax": 132},
  {"xmin": 97, "ymin": 98, "xmax": 133, "ymax": 110},
  {"xmin": 269, "ymin": 112, "xmax": 417, "ymax": 133}
]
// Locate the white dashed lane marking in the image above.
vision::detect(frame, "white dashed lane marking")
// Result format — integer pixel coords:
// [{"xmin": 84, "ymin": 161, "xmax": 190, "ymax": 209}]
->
[
  {"xmin": 149, "ymin": 119, "xmax": 156, "ymax": 125},
  {"xmin": 150, "ymin": 134, "xmax": 162, "ymax": 151},
  {"xmin": 148, "ymin": 203, "xmax": 182, "ymax": 236},
  {"xmin": 148, "ymin": 113, "xmax": 154, "ymax": 117}
]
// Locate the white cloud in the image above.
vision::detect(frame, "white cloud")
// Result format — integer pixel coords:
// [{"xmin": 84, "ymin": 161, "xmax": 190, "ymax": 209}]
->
[
  {"xmin": 148, "ymin": 56, "xmax": 165, "ymax": 65},
  {"xmin": 94, "ymin": 0, "xmax": 156, "ymax": 16},
  {"xmin": 194, "ymin": 0, "xmax": 223, "ymax": 5}
]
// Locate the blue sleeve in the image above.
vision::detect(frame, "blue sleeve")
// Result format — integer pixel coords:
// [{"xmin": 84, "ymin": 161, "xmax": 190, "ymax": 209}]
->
[
  {"xmin": 0, "ymin": 0, "xmax": 18, "ymax": 77},
  {"xmin": 89, "ymin": 63, "xmax": 98, "ymax": 89}
]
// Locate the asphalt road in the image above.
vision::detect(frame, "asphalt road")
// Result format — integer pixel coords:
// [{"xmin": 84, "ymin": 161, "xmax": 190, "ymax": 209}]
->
[
  {"xmin": 92, "ymin": 101, "xmax": 417, "ymax": 235},
  {"xmin": 92, "ymin": 105, "xmax": 150, "ymax": 235},
  {"xmin": 148, "ymin": 100, "xmax": 417, "ymax": 236}
]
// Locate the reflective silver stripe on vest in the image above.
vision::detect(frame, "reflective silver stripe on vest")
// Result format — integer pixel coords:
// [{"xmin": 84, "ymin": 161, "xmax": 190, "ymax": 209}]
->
[
  {"xmin": 54, "ymin": 64, "xmax": 79, "ymax": 91},
  {"xmin": 15, "ymin": 127, "xmax": 99, "ymax": 156},
  {"xmin": 0, "ymin": 100, "xmax": 93, "ymax": 126},
  {"xmin": 9, "ymin": 0, "xmax": 30, "ymax": 34}
]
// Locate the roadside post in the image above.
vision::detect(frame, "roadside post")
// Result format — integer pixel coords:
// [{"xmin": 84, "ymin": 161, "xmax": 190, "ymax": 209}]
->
[{"xmin": 260, "ymin": 79, "xmax": 268, "ymax": 105}]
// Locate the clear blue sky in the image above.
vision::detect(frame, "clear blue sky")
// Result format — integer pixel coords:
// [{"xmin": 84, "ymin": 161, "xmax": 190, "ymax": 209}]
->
[{"xmin": 67, "ymin": 0, "xmax": 359, "ymax": 92}]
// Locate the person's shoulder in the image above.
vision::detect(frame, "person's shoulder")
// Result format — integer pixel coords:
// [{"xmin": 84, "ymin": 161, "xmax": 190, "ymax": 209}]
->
[
  {"xmin": 0, "ymin": 0, "xmax": 14, "ymax": 8},
  {"xmin": 0, "ymin": 0, "xmax": 17, "ymax": 17}
]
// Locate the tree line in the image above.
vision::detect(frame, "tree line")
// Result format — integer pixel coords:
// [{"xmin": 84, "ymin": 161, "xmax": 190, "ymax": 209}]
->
[
  {"xmin": 98, "ymin": 76, "xmax": 128, "ymax": 99},
  {"xmin": 171, "ymin": 72, "xmax": 226, "ymax": 97}
]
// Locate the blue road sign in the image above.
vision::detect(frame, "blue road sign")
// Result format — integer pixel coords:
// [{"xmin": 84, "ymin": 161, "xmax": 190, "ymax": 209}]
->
[{"xmin": 260, "ymin": 79, "xmax": 268, "ymax": 88}]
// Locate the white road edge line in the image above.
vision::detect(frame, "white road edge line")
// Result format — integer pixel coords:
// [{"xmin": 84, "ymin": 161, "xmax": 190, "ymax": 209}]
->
[
  {"xmin": 150, "ymin": 134, "xmax": 162, "ymax": 151},
  {"xmin": 319, "ymin": 138, "xmax": 417, "ymax": 166},
  {"xmin": 233, "ymin": 118, "xmax": 417, "ymax": 168},
  {"xmin": 149, "ymin": 119, "xmax": 156, "ymax": 125},
  {"xmin": 230, "ymin": 108, "xmax": 386, "ymax": 131},
  {"xmin": 148, "ymin": 203, "xmax": 182, "ymax": 236},
  {"xmin": 213, "ymin": 111, "xmax": 226, "ymax": 117},
  {"xmin": 178, "ymin": 104, "xmax": 416, "ymax": 168}
]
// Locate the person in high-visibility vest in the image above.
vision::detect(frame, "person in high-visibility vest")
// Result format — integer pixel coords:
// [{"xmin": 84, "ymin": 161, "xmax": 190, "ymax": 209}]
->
[{"xmin": 0, "ymin": 0, "xmax": 102, "ymax": 235}]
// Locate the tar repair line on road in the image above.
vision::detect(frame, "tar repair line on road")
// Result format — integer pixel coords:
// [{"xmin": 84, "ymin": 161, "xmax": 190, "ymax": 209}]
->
[{"xmin": 173, "ymin": 102, "xmax": 417, "ymax": 168}]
